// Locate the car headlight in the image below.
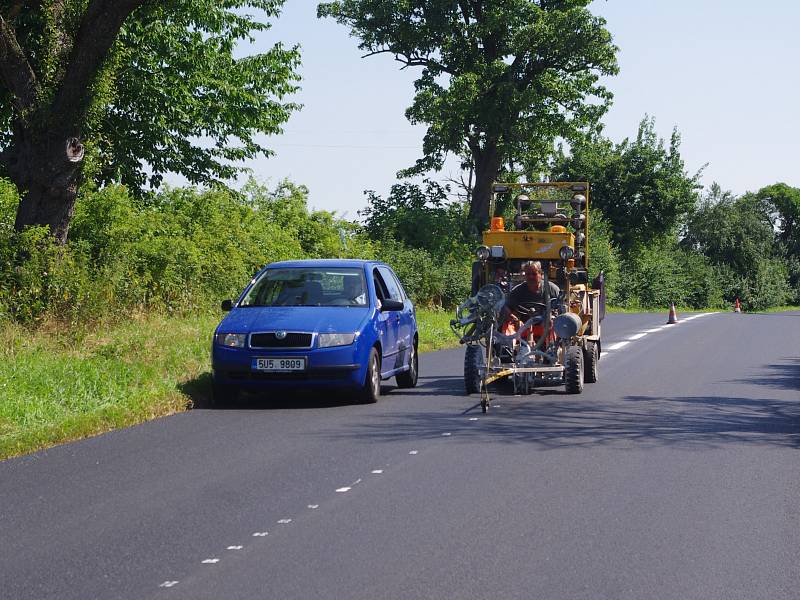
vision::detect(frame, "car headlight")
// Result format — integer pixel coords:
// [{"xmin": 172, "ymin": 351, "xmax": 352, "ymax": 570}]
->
[
  {"xmin": 476, "ymin": 245, "xmax": 490, "ymax": 261},
  {"xmin": 318, "ymin": 333, "xmax": 357, "ymax": 348},
  {"xmin": 215, "ymin": 333, "xmax": 247, "ymax": 348},
  {"xmin": 559, "ymin": 245, "xmax": 575, "ymax": 260}
]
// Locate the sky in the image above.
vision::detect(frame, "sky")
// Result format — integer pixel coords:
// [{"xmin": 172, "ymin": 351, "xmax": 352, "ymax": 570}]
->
[{"xmin": 230, "ymin": 0, "xmax": 800, "ymax": 218}]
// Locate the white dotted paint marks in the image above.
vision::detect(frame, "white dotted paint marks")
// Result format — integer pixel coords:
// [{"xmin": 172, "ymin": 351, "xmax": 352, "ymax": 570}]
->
[
  {"xmin": 308, "ymin": 504, "xmax": 319, "ymax": 509},
  {"xmin": 607, "ymin": 341, "xmax": 630, "ymax": 351},
  {"xmin": 442, "ymin": 432, "xmax": 452, "ymax": 437},
  {"xmin": 335, "ymin": 487, "xmax": 351, "ymax": 493},
  {"xmin": 409, "ymin": 450, "xmax": 418, "ymax": 455},
  {"xmin": 252, "ymin": 532, "xmax": 268, "ymax": 537},
  {"xmin": 371, "ymin": 469, "xmax": 383, "ymax": 474},
  {"xmin": 352, "ymin": 478, "xmax": 362, "ymax": 486},
  {"xmin": 227, "ymin": 546, "xmax": 243, "ymax": 551},
  {"xmin": 628, "ymin": 332, "xmax": 648, "ymax": 340},
  {"xmin": 202, "ymin": 558, "xmax": 219, "ymax": 564},
  {"xmin": 277, "ymin": 518, "xmax": 292, "ymax": 524},
  {"xmin": 160, "ymin": 581, "xmax": 179, "ymax": 588}
]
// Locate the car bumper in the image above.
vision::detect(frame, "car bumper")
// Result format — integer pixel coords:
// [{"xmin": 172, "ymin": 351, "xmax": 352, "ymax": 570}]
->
[{"xmin": 212, "ymin": 344, "xmax": 367, "ymax": 389}]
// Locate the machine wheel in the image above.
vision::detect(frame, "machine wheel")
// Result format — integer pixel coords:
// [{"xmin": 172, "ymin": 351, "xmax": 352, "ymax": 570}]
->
[
  {"xmin": 583, "ymin": 341, "xmax": 599, "ymax": 383},
  {"xmin": 211, "ymin": 383, "xmax": 239, "ymax": 407},
  {"xmin": 396, "ymin": 342, "xmax": 418, "ymax": 388},
  {"xmin": 464, "ymin": 344, "xmax": 483, "ymax": 394},
  {"xmin": 359, "ymin": 348, "xmax": 381, "ymax": 404},
  {"xmin": 564, "ymin": 346, "xmax": 584, "ymax": 394}
]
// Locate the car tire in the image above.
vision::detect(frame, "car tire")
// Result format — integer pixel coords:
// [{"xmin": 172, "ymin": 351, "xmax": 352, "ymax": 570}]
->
[
  {"xmin": 396, "ymin": 342, "xmax": 418, "ymax": 388},
  {"xmin": 583, "ymin": 341, "xmax": 599, "ymax": 383},
  {"xmin": 564, "ymin": 346, "xmax": 584, "ymax": 394},
  {"xmin": 359, "ymin": 348, "xmax": 381, "ymax": 404},
  {"xmin": 212, "ymin": 383, "xmax": 239, "ymax": 407},
  {"xmin": 464, "ymin": 344, "xmax": 483, "ymax": 394}
]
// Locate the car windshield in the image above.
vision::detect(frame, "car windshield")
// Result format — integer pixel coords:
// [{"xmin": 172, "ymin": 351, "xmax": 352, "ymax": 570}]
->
[{"xmin": 240, "ymin": 267, "xmax": 368, "ymax": 307}]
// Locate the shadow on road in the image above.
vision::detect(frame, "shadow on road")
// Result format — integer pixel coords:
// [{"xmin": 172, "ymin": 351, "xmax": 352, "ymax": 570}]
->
[
  {"xmin": 323, "ymin": 393, "xmax": 800, "ymax": 450},
  {"xmin": 728, "ymin": 357, "xmax": 800, "ymax": 392},
  {"xmin": 179, "ymin": 371, "xmax": 398, "ymax": 410}
]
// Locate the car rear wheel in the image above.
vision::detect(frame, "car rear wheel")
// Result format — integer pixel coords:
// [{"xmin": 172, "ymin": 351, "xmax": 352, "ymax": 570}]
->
[
  {"xmin": 396, "ymin": 342, "xmax": 418, "ymax": 388},
  {"xmin": 359, "ymin": 348, "xmax": 381, "ymax": 404}
]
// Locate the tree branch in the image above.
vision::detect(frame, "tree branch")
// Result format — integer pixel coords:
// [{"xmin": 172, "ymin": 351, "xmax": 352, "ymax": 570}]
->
[
  {"xmin": 0, "ymin": 14, "xmax": 38, "ymax": 112},
  {"xmin": 361, "ymin": 48, "xmax": 454, "ymax": 75},
  {"xmin": 51, "ymin": 0, "xmax": 146, "ymax": 124}
]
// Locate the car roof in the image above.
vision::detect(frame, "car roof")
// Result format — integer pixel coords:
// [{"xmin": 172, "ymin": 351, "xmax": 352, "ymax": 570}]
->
[{"xmin": 265, "ymin": 259, "xmax": 385, "ymax": 270}]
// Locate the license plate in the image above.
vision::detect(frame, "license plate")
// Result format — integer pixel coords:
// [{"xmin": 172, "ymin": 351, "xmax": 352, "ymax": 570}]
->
[{"xmin": 252, "ymin": 357, "xmax": 306, "ymax": 372}]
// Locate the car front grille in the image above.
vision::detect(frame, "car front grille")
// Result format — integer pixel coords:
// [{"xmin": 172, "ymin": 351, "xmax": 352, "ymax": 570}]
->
[{"xmin": 249, "ymin": 332, "xmax": 313, "ymax": 349}]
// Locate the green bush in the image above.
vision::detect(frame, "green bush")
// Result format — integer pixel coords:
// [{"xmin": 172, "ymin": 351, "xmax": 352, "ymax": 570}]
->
[
  {"xmin": 0, "ymin": 180, "xmax": 363, "ymax": 324},
  {"xmin": 614, "ymin": 240, "xmax": 724, "ymax": 309}
]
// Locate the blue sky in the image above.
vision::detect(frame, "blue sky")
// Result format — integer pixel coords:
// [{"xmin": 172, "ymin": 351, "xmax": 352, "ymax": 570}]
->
[{"xmin": 236, "ymin": 1, "xmax": 800, "ymax": 217}]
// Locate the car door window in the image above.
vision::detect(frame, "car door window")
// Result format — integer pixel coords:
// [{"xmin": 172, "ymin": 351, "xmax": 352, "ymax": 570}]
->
[
  {"xmin": 373, "ymin": 269, "xmax": 389, "ymax": 303},
  {"xmin": 377, "ymin": 266, "xmax": 403, "ymax": 302}
]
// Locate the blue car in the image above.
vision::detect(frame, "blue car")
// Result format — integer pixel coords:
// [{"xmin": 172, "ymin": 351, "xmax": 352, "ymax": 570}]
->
[{"xmin": 212, "ymin": 259, "xmax": 419, "ymax": 404}]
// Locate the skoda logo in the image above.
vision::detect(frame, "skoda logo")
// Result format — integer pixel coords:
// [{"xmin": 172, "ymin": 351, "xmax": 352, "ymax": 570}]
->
[{"xmin": 275, "ymin": 330, "xmax": 287, "ymax": 340}]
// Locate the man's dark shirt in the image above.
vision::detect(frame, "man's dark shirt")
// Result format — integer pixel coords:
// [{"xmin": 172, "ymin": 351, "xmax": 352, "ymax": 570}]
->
[{"xmin": 507, "ymin": 281, "xmax": 560, "ymax": 317}]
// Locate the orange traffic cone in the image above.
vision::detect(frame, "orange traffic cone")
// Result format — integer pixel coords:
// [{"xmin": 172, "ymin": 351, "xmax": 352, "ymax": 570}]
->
[
  {"xmin": 666, "ymin": 302, "xmax": 678, "ymax": 324},
  {"xmin": 734, "ymin": 297, "xmax": 741, "ymax": 313}
]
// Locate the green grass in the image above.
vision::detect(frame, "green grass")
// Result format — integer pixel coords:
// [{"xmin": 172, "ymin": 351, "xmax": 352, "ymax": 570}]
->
[{"xmin": 0, "ymin": 308, "xmax": 462, "ymax": 460}]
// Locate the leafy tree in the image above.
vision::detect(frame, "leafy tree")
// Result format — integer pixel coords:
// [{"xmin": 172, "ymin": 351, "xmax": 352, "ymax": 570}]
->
[
  {"xmin": 682, "ymin": 184, "xmax": 775, "ymax": 274},
  {"xmin": 755, "ymin": 183, "xmax": 800, "ymax": 302},
  {"xmin": 318, "ymin": 0, "xmax": 618, "ymax": 228},
  {"xmin": 756, "ymin": 183, "xmax": 800, "ymax": 253},
  {"xmin": 360, "ymin": 178, "xmax": 469, "ymax": 255},
  {"xmin": 552, "ymin": 116, "xmax": 702, "ymax": 251},
  {"xmin": 0, "ymin": 1, "xmax": 300, "ymax": 243}
]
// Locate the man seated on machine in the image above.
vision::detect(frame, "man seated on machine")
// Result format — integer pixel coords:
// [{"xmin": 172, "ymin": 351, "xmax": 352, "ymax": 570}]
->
[{"xmin": 502, "ymin": 260, "xmax": 560, "ymax": 339}]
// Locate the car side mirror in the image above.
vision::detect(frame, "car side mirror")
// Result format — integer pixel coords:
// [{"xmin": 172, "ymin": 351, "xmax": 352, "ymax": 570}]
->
[
  {"xmin": 380, "ymin": 299, "xmax": 404, "ymax": 312},
  {"xmin": 221, "ymin": 299, "xmax": 233, "ymax": 311}
]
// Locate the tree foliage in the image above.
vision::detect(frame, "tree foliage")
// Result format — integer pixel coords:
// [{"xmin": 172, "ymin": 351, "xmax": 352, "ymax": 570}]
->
[
  {"xmin": 552, "ymin": 116, "xmax": 702, "ymax": 251},
  {"xmin": 360, "ymin": 179, "xmax": 469, "ymax": 255},
  {"xmin": 318, "ymin": 0, "xmax": 618, "ymax": 226},
  {"xmin": 0, "ymin": 0, "xmax": 300, "ymax": 241}
]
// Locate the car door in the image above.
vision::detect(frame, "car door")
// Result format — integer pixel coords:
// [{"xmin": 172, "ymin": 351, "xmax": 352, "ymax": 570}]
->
[
  {"xmin": 377, "ymin": 266, "xmax": 411, "ymax": 372},
  {"xmin": 372, "ymin": 268, "xmax": 399, "ymax": 370}
]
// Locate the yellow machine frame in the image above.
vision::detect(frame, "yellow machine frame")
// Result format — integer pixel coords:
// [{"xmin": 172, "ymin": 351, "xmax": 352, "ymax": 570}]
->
[{"xmin": 487, "ymin": 181, "xmax": 591, "ymax": 267}]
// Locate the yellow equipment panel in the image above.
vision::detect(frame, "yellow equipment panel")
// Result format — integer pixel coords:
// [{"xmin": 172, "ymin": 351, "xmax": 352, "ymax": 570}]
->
[{"xmin": 483, "ymin": 230, "xmax": 575, "ymax": 260}]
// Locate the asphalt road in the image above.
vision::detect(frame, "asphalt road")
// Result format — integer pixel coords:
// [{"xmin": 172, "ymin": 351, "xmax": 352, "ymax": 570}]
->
[{"xmin": 2, "ymin": 311, "xmax": 799, "ymax": 599}]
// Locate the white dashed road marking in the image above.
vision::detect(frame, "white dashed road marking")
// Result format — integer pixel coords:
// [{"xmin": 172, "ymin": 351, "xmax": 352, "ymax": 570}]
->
[
  {"xmin": 628, "ymin": 332, "xmax": 648, "ymax": 340},
  {"xmin": 308, "ymin": 504, "xmax": 319, "ymax": 509},
  {"xmin": 371, "ymin": 470, "xmax": 383, "ymax": 474},
  {"xmin": 277, "ymin": 519, "xmax": 292, "ymax": 524},
  {"xmin": 409, "ymin": 450, "xmax": 418, "ymax": 455},
  {"xmin": 469, "ymin": 417, "xmax": 479, "ymax": 421},
  {"xmin": 442, "ymin": 432, "xmax": 452, "ymax": 437},
  {"xmin": 202, "ymin": 559, "xmax": 219, "ymax": 564},
  {"xmin": 336, "ymin": 487, "xmax": 351, "ymax": 493},
  {"xmin": 227, "ymin": 546, "xmax": 243, "ymax": 551},
  {"xmin": 252, "ymin": 532, "xmax": 268, "ymax": 537},
  {"xmin": 607, "ymin": 341, "xmax": 630, "ymax": 351},
  {"xmin": 160, "ymin": 581, "xmax": 179, "ymax": 588}
]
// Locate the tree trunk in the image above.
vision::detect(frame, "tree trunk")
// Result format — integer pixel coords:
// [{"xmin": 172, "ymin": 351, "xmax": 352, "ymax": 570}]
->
[
  {"xmin": 5, "ymin": 130, "xmax": 83, "ymax": 244},
  {"xmin": 469, "ymin": 141, "xmax": 502, "ymax": 231}
]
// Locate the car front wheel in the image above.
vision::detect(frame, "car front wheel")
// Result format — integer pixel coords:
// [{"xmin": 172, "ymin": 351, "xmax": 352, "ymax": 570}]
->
[{"xmin": 359, "ymin": 348, "xmax": 381, "ymax": 403}]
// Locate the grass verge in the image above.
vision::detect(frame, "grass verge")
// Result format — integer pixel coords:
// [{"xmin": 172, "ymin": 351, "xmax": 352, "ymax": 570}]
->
[{"xmin": 0, "ymin": 308, "xmax": 461, "ymax": 460}]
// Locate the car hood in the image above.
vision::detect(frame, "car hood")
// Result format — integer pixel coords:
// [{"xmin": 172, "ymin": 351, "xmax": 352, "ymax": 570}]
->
[{"xmin": 218, "ymin": 306, "xmax": 372, "ymax": 334}]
